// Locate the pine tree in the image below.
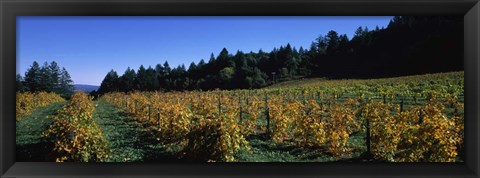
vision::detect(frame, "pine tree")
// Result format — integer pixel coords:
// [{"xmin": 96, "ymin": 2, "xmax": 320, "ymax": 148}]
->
[
  {"xmin": 163, "ymin": 62, "xmax": 172, "ymax": 90},
  {"xmin": 354, "ymin": 26, "xmax": 364, "ymax": 40},
  {"xmin": 16, "ymin": 74, "xmax": 26, "ymax": 92},
  {"xmin": 155, "ymin": 64, "xmax": 165, "ymax": 90},
  {"xmin": 315, "ymin": 35, "xmax": 328, "ymax": 55},
  {"xmin": 59, "ymin": 67, "xmax": 74, "ymax": 98},
  {"xmin": 120, "ymin": 67, "xmax": 136, "ymax": 92},
  {"xmin": 326, "ymin": 30, "xmax": 340, "ymax": 55},
  {"xmin": 39, "ymin": 62, "xmax": 53, "ymax": 91},
  {"xmin": 24, "ymin": 61, "xmax": 42, "ymax": 92},
  {"xmin": 145, "ymin": 66, "xmax": 159, "ymax": 91},
  {"xmin": 49, "ymin": 61, "xmax": 61, "ymax": 93},
  {"xmin": 98, "ymin": 69, "xmax": 118, "ymax": 94},
  {"xmin": 136, "ymin": 65, "xmax": 147, "ymax": 91}
]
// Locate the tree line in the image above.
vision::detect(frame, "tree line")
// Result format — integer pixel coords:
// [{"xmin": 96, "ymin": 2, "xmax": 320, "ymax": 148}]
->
[
  {"xmin": 16, "ymin": 61, "xmax": 74, "ymax": 98},
  {"xmin": 96, "ymin": 16, "xmax": 463, "ymax": 94}
]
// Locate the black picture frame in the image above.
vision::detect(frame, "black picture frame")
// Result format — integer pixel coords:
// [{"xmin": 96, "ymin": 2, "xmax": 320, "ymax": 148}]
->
[{"xmin": 1, "ymin": 0, "xmax": 479, "ymax": 177}]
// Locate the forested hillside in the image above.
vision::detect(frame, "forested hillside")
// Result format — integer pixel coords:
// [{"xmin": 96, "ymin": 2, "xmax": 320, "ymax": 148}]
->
[{"xmin": 96, "ymin": 16, "xmax": 462, "ymax": 93}]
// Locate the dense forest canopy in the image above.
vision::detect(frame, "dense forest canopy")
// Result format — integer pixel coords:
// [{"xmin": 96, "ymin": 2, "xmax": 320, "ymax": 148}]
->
[{"xmin": 94, "ymin": 16, "xmax": 462, "ymax": 94}]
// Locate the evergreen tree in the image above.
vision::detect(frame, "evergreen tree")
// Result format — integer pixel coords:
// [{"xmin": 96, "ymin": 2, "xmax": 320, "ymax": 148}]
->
[
  {"xmin": 188, "ymin": 62, "xmax": 197, "ymax": 73},
  {"xmin": 155, "ymin": 64, "xmax": 166, "ymax": 90},
  {"xmin": 326, "ymin": 30, "xmax": 340, "ymax": 55},
  {"xmin": 354, "ymin": 26, "xmax": 364, "ymax": 39},
  {"xmin": 120, "ymin": 67, "xmax": 136, "ymax": 92},
  {"xmin": 145, "ymin": 66, "xmax": 159, "ymax": 91},
  {"xmin": 163, "ymin": 61, "xmax": 171, "ymax": 75},
  {"xmin": 24, "ymin": 61, "xmax": 42, "ymax": 92},
  {"xmin": 315, "ymin": 35, "xmax": 327, "ymax": 55},
  {"xmin": 187, "ymin": 62, "xmax": 199, "ymax": 89},
  {"xmin": 198, "ymin": 59, "xmax": 206, "ymax": 69},
  {"xmin": 59, "ymin": 67, "xmax": 74, "ymax": 98},
  {"xmin": 217, "ymin": 48, "xmax": 229, "ymax": 62},
  {"xmin": 215, "ymin": 48, "xmax": 231, "ymax": 72},
  {"xmin": 49, "ymin": 61, "xmax": 61, "ymax": 93},
  {"xmin": 162, "ymin": 62, "xmax": 172, "ymax": 90},
  {"xmin": 16, "ymin": 74, "xmax": 27, "ymax": 92},
  {"xmin": 208, "ymin": 53, "xmax": 215, "ymax": 63},
  {"xmin": 338, "ymin": 34, "xmax": 350, "ymax": 53},
  {"xmin": 39, "ymin": 62, "xmax": 54, "ymax": 92},
  {"xmin": 98, "ymin": 69, "xmax": 119, "ymax": 94},
  {"xmin": 136, "ymin": 65, "xmax": 147, "ymax": 91}
]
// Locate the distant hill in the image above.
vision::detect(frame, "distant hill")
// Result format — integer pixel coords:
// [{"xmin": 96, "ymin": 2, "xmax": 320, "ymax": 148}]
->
[
  {"xmin": 74, "ymin": 84, "xmax": 99, "ymax": 93},
  {"xmin": 267, "ymin": 71, "xmax": 464, "ymax": 89}
]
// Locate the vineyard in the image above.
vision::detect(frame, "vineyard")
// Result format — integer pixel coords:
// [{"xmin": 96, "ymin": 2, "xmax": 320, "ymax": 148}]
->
[
  {"xmin": 16, "ymin": 92, "xmax": 65, "ymax": 120},
  {"xmin": 16, "ymin": 71, "xmax": 464, "ymax": 162}
]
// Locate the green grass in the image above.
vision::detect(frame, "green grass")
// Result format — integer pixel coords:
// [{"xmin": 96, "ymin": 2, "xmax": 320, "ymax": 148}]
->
[
  {"xmin": 16, "ymin": 101, "xmax": 66, "ymax": 161},
  {"xmin": 93, "ymin": 100, "xmax": 181, "ymax": 162},
  {"xmin": 235, "ymin": 131, "xmax": 367, "ymax": 162}
]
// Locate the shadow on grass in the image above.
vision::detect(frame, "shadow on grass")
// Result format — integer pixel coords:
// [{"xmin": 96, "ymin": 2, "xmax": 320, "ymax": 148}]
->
[
  {"xmin": 16, "ymin": 142, "xmax": 55, "ymax": 162},
  {"xmin": 94, "ymin": 100, "xmax": 184, "ymax": 162},
  {"xmin": 132, "ymin": 130, "xmax": 184, "ymax": 162},
  {"xmin": 238, "ymin": 132, "xmax": 367, "ymax": 162},
  {"xmin": 16, "ymin": 102, "xmax": 66, "ymax": 162}
]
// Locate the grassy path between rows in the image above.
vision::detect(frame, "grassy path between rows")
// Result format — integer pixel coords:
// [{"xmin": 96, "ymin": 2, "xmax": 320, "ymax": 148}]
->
[
  {"xmin": 236, "ymin": 132, "xmax": 366, "ymax": 162},
  {"xmin": 93, "ymin": 100, "xmax": 179, "ymax": 162},
  {"xmin": 16, "ymin": 102, "xmax": 66, "ymax": 161}
]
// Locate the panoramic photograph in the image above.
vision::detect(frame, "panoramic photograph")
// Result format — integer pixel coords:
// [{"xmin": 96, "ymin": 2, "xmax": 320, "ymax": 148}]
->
[{"xmin": 16, "ymin": 16, "xmax": 464, "ymax": 162}]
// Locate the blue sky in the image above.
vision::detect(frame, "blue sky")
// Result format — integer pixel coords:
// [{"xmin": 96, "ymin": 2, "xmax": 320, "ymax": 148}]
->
[{"xmin": 17, "ymin": 16, "xmax": 393, "ymax": 85}]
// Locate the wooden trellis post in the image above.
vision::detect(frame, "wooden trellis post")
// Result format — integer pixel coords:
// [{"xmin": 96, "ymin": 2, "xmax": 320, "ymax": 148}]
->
[
  {"xmin": 366, "ymin": 117, "xmax": 371, "ymax": 155},
  {"xmin": 148, "ymin": 104, "xmax": 151, "ymax": 121},
  {"xmin": 218, "ymin": 94, "xmax": 222, "ymax": 114},
  {"xmin": 400, "ymin": 97, "xmax": 404, "ymax": 112},
  {"xmin": 239, "ymin": 95, "xmax": 243, "ymax": 122},
  {"xmin": 419, "ymin": 109, "xmax": 423, "ymax": 124},
  {"xmin": 157, "ymin": 108, "xmax": 161, "ymax": 126}
]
